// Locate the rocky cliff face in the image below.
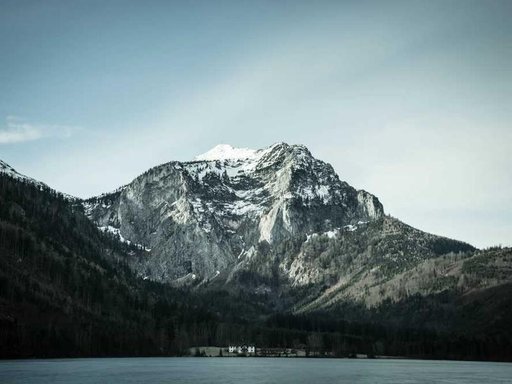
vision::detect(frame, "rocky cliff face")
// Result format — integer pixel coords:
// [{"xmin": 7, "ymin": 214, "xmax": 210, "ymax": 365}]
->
[{"xmin": 83, "ymin": 143, "xmax": 384, "ymax": 283}]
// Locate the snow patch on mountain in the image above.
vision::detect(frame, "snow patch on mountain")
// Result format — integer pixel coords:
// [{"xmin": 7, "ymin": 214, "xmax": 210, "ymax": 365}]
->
[
  {"xmin": 195, "ymin": 144, "xmax": 259, "ymax": 161},
  {"xmin": 305, "ymin": 224, "xmax": 360, "ymax": 242},
  {"xmin": 99, "ymin": 225, "xmax": 151, "ymax": 251}
]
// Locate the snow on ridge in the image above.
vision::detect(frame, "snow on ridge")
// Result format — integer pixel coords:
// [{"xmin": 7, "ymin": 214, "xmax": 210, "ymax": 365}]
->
[
  {"xmin": 193, "ymin": 142, "xmax": 288, "ymax": 163},
  {"xmin": 1, "ymin": 159, "xmax": 78, "ymax": 200},
  {"xmin": 99, "ymin": 225, "xmax": 151, "ymax": 252},
  {"xmin": 195, "ymin": 144, "xmax": 259, "ymax": 161},
  {"xmin": 0, "ymin": 160, "xmax": 17, "ymax": 175},
  {"xmin": 0, "ymin": 159, "xmax": 41, "ymax": 186},
  {"xmin": 305, "ymin": 223, "xmax": 364, "ymax": 242}
]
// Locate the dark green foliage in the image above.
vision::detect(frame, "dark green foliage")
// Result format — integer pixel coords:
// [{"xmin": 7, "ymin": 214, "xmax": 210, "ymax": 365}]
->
[
  {"xmin": 0, "ymin": 175, "xmax": 215, "ymax": 358},
  {"xmin": 430, "ymin": 237, "xmax": 475, "ymax": 256}
]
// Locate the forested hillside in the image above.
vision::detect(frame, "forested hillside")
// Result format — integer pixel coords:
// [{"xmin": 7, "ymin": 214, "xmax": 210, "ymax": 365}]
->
[{"xmin": 0, "ymin": 174, "xmax": 219, "ymax": 357}]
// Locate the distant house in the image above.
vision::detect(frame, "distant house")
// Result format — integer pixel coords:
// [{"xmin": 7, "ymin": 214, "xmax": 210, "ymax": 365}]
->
[{"xmin": 228, "ymin": 344, "xmax": 255, "ymax": 355}]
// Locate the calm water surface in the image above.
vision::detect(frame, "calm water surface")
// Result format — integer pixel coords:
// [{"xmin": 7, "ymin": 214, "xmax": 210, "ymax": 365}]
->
[{"xmin": 1, "ymin": 357, "xmax": 511, "ymax": 383}]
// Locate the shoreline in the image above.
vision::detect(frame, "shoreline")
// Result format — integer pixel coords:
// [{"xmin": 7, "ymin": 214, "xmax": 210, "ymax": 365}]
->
[{"xmin": 2, "ymin": 356, "xmax": 512, "ymax": 364}]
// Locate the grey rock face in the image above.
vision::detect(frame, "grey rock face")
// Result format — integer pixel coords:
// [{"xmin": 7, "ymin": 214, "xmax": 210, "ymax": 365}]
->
[{"xmin": 83, "ymin": 143, "xmax": 384, "ymax": 282}]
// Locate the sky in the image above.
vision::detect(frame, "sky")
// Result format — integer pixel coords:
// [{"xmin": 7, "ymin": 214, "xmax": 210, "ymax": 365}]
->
[{"xmin": 0, "ymin": 0, "xmax": 510, "ymax": 248}]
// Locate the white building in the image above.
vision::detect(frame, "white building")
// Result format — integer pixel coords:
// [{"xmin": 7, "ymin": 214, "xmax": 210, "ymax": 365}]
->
[{"xmin": 228, "ymin": 345, "xmax": 256, "ymax": 355}]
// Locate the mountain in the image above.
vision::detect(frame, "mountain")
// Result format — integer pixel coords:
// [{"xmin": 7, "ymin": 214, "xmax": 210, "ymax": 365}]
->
[
  {"xmin": 84, "ymin": 143, "xmax": 384, "ymax": 284},
  {"xmin": 82, "ymin": 143, "xmax": 478, "ymax": 308},
  {"xmin": 1, "ymin": 152, "xmax": 512, "ymax": 361}
]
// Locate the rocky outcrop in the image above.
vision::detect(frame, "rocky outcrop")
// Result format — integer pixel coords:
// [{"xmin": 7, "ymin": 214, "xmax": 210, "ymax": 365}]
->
[{"xmin": 83, "ymin": 143, "xmax": 384, "ymax": 282}]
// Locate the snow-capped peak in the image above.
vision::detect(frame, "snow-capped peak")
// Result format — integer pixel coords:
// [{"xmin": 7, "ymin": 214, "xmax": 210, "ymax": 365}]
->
[{"xmin": 194, "ymin": 144, "xmax": 259, "ymax": 161}]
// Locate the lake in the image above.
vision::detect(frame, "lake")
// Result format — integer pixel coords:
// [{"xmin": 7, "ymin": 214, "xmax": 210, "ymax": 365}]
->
[{"xmin": 1, "ymin": 357, "xmax": 511, "ymax": 383}]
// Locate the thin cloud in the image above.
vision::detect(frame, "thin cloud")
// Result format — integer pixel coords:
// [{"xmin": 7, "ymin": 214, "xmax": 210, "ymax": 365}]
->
[{"xmin": 0, "ymin": 116, "xmax": 79, "ymax": 144}]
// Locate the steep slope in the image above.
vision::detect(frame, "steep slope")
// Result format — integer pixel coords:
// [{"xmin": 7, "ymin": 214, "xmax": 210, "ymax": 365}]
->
[
  {"xmin": 84, "ymin": 143, "xmax": 384, "ymax": 282},
  {"xmin": 0, "ymin": 159, "xmax": 47, "ymax": 189},
  {"xmin": 223, "ymin": 214, "xmax": 475, "ymax": 309},
  {"xmin": 288, "ymin": 220, "xmax": 492, "ymax": 312}
]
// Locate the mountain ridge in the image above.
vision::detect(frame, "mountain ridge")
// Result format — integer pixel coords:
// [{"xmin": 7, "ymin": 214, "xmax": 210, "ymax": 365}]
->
[
  {"xmin": 82, "ymin": 142, "xmax": 386, "ymax": 283},
  {"xmin": 76, "ymin": 142, "xmax": 480, "ymax": 314},
  {"xmin": 0, "ymin": 159, "xmax": 47, "ymax": 189}
]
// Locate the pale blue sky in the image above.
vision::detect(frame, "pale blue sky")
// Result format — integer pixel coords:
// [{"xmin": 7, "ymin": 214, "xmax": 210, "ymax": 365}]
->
[{"xmin": 0, "ymin": 0, "xmax": 511, "ymax": 248}]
